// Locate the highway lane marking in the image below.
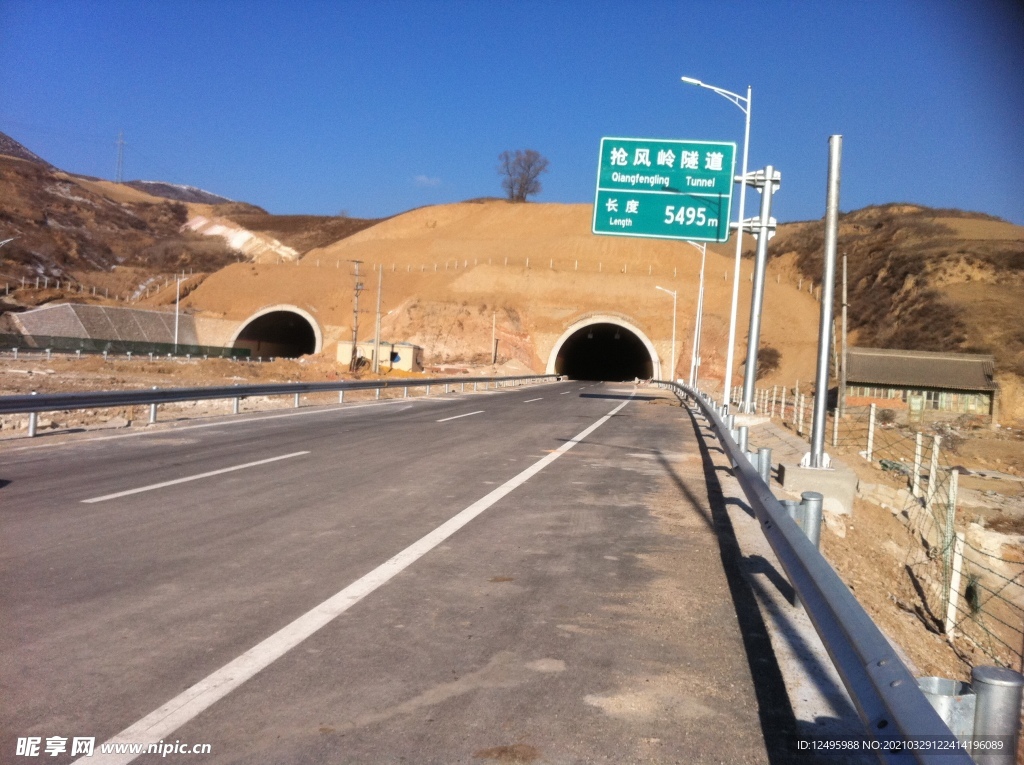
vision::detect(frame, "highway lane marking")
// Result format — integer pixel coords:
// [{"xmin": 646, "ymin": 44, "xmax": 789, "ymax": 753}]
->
[
  {"xmin": 523, "ymin": 397, "xmax": 542, "ymax": 403},
  {"xmin": 436, "ymin": 410, "xmax": 485, "ymax": 422},
  {"xmin": 76, "ymin": 396, "xmax": 633, "ymax": 765},
  {"xmin": 81, "ymin": 452, "xmax": 310, "ymax": 504},
  {"xmin": 559, "ymin": 390, "xmax": 573, "ymax": 395}
]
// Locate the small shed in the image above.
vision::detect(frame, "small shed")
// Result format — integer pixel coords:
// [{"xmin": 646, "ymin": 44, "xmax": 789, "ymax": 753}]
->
[
  {"xmin": 845, "ymin": 347, "xmax": 998, "ymax": 423},
  {"xmin": 337, "ymin": 340, "xmax": 424, "ymax": 373}
]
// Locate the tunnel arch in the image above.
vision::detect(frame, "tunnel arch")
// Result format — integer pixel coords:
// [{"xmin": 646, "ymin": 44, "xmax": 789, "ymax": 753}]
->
[
  {"xmin": 231, "ymin": 305, "xmax": 323, "ymax": 358},
  {"xmin": 546, "ymin": 315, "xmax": 661, "ymax": 381}
]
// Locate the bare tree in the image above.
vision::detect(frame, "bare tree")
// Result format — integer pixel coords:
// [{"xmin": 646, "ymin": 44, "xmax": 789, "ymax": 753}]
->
[{"xmin": 497, "ymin": 149, "xmax": 549, "ymax": 202}]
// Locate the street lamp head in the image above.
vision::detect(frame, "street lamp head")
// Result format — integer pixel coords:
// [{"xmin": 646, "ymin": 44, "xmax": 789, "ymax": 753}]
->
[{"xmin": 680, "ymin": 76, "xmax": 703, "ymax": 86}]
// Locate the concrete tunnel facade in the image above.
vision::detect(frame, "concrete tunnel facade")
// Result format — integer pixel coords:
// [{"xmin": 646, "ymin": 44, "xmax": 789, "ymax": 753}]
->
[
  {"xmin": 230, "ymin": 305, "xmax": 323, "ymax": 358},
  {"xmin": 546, "ymin": 315, "xmax": 661, "ymax": 381}
]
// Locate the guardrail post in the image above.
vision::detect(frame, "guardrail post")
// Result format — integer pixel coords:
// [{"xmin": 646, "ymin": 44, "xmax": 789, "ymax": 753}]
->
[
  {"xmin": 800, "ymin": 491, "xmax": 824, "ymax": 549},
  {"xmin": 461, "ymin": 382, "xmax": 465, "ymax": 393},
  {"xmin": 758, "ymin": 447, "xmax": 772, "ymax": 484},
  {"xmin": 45, "ymin": 348, "xmax": 51, "ymax": 361},
  {"xmin": 866, "ymin": 403, "xmax": 876, "ymax": 461},
  {"xmin": 233, "ymin": 385, "xmax": 240, "ymax": 415},
  {"xmin": 294, "ymin": 392, "xmax": 300, "ymax": 408},
  {"xmin": 426, "ymin": 384, "xmax": 431, "ymax": 396},
  {"xmin": 103, "ymin": 350, "xmax": 108, "ymax": 361},
  {"xmin": 971, "ymin": 666, "xmax": 1024, "ymax": 764},
  {"xmin": 12, "ymin": 347, "xmax": 17, "ymax": 359},
  {"xmin": 404, "ymin": 386, "xmax": 408, "ymax": 398},
  {"xmin": 444, "ymin": 383, "xmax": 449, "ymax": 394},
  {"xmin": 149, "ymin": 387, "xmax": 158, "ymax": 424},
  {"xmin": 737, "ymin": 425, "xmax": 748, "ymax": 453},
  {"xmin": 339, "ymin": 390, "xmax": 345, "ymax": 404},
  {"xmin": 28, "ymin": 391, "xmax": 38, "ymax": 437},
  {"xmin": 376, "ymin": 387, "xmax": 381, "ymax": 400}
]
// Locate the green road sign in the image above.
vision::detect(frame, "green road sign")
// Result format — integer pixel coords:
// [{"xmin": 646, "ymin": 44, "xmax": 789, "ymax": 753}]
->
[{"xmin": 592, "ymin": 137, "xmax": 736, "ymax": 242}]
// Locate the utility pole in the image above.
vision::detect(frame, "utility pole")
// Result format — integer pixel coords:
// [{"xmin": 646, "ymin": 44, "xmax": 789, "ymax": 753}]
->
[
  {"xmin": 372, "ymin": 267, "xmax": 382, "ymax": 373},
  {"xmin": 174, "ymin": 274, "xmax": 181, "ymax": 353},
  {"xmin": 115, "ymin": 131, "xmax": 126, "ymax": 183},
  {"xmin": 349, "ymin": 260, "xmax": 364, "ymax": 372},
  {"xmin": 491, "ymin": 311, "xmax": 497, "ymax": 365}
]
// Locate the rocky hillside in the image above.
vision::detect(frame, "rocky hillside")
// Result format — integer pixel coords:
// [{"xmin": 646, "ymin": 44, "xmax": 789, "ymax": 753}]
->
[{"xmin": 769, "ymin": 204, "xmax": 1024, "ymax": 378}]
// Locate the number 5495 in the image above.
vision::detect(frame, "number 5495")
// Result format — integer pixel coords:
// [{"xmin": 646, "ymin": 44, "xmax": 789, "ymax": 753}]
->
[{"xmin": 664, "ymin": 205, "xmax": 707, "ymax": 226}]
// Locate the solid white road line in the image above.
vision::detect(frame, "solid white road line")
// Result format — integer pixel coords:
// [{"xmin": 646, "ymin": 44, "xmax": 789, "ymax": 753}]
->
[
  {"xmin": 523, "ymin": 398, "xmax": 542, "ymax": 403},
  {"xmin": 436, "ymin": 410, "xmax": 484, "ymax": 422},
  {"xmin": 77, "ymin": 397, "xmax": 633, "ymax": 764},
  {"xmin": 81, "ymin": 451, "xmax": 310, "ymax": 504}
]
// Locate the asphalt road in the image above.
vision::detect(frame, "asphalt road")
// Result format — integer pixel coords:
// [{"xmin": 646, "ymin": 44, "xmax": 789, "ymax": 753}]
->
[{"xmin": 2, "ymin": 380, "xmax": 774, "ymax": 764}]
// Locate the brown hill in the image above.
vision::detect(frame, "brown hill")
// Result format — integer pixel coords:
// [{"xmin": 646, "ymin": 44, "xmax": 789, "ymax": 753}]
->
[
  {"xmin": 0, "ymin": 153, "xmax": 242, "ymax": 287},
  {"xmin": 769, "ymin": 204, "xmax": 1024, "ymax": 377}
]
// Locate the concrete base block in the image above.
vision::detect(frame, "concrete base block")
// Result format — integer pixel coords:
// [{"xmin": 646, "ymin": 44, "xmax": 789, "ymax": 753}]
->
[
  {"xmin": 778, "ymin": 463, "xmax": 858, "ymax": 516},
  {"xmin": 734, "ymin": 414, "xmax": 769, "ymax": 427}
]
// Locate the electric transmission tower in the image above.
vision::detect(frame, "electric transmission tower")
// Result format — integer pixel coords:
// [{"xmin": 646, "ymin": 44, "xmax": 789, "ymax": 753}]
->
[{"xmin": 115, "ymin": 131, "xmax": 126, "ymax": 183}]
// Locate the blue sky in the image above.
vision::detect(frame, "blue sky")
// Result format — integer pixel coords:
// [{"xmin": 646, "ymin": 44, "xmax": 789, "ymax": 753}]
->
[{"xmin": 1, "ymin": 0, "xmax": 1022, "ymax": 224}]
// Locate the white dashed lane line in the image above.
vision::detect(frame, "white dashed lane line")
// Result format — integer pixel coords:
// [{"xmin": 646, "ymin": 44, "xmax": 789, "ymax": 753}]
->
[
  {"xmin": 523, "ymin": 398, "xmax": 542, "ymax": 403},
  {"xmin": 436, "ymin": 410, "xmax": 485, "ymax": 423},
  {"xmin": 81, "ymin": 451, "xmax": 311, "ymax": 504}
]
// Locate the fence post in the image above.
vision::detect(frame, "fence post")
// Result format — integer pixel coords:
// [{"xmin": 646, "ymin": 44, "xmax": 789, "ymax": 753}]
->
[
  {"xmin": 927, "ymin": 435, "xmax": 942, "ymax": 512},
  {"xmin": 912, "ymin": 433, "xmax": 923, "ymax": 498},
  {"xmin": 780, "ymin": 387, "xmax": 786, "ymax": 424},
  {"xmin": 866, "ymin": 403, "xmax": 876, "ymax": 461},
  {"xmin": 945, "ymin": 531, "xmax": 965, "ymax": 637},
  {"xmin": 798, "ymin": 394, "xmax": 805, "ymax": 436},
  {"xmin": 831, "ymin": 406, "xmax": 839, "ymax": 447},
  {"xmin": 770, "ymin": 386, "xmax": 777, "ymax": 418}
]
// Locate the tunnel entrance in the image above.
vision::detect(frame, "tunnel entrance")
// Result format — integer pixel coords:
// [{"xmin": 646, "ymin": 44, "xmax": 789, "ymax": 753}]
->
[
  {"xmin": 233, "ymin": 310, "xmax": 318, "ymax": 358},
  {"xmin": 553, "ymin": 322, "xmax": 655, "ymax": 381}
]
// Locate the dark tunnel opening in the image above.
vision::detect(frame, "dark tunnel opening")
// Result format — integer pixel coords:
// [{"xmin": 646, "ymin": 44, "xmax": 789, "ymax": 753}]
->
[
  {"xmin": 234, "ymin": 311, "xmax": 317, "ymax": 358},
  {"xmin": 554, "ymin": 323, "xmax": 654, "ymax": 381}
]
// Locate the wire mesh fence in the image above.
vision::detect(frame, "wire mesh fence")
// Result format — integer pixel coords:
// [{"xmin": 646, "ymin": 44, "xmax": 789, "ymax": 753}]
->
[
  {"xmin": 0, "ymin": 333, "xmax": 249, "ymax": 359},
  {"xmin": 734, "ymin": 384, "xmax": 1024, "ymax": 670}
]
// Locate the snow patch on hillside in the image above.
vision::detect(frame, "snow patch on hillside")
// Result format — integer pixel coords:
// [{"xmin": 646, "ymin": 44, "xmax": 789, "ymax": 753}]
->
[{"xmin": 183, "ymin": 215, "xmax": 299, "ymax": 263}]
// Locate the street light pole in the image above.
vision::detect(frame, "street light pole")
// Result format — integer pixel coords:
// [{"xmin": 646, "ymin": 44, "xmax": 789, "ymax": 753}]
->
[
  {"xmin": 681, "ymin": 77, "xmax": 751, "ymax": 407},
  {"xmin": 655, "ymin": 286, "xmax": 677, "ymax": 382},
  {"xmin": 682, "ymin": 241, "xmax": 707, "ymax": 388}
]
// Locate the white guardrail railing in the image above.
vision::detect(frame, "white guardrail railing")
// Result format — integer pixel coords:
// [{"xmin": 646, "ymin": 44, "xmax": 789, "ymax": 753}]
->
[
  {"xmin": 0, "ymin": 374, "xmax": 561, "ymax": 437},
  {"xmin": 660, "ymin": 380, "xmax": 1002, "ymax": 765}
]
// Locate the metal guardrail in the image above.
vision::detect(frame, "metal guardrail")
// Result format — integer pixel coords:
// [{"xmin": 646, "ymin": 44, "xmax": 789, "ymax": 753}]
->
[
  {"xmin": 663, "ymin": 381, "xmax": 976, "ymax": 765},
  {"xmin": 0, "ymin": 374, "xmax": 560, "ymax": 432}
]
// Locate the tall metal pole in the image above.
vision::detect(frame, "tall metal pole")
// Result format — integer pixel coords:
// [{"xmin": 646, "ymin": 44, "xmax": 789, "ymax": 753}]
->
[
  {"xmin": 680, "ymin": 78, "xmax": 750, "ymax": 405},
  {"xmin": 491, "ymin": 311, "xmax": 497, "ymax": 365},
  {"xmin": 740, "ymin": 166, "xmax": 779, "ymax": 413},
  {"xmin": 722, "ymin": 86, "xmax": 752, "ymax": 406},
  {"xmin": 373, "ymin": 266, "xmax": 383, "ymax": 373},
  {"xmin": 810, "ymin": 136, "xmax": 843, "ymax": 467}
]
